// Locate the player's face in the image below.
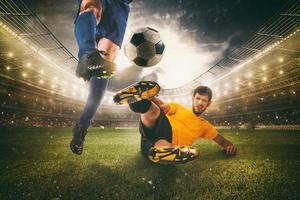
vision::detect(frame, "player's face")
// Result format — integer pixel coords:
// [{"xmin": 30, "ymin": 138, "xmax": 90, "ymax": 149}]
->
[{"xmin": 192, "ymin": 93, "xmax": 211, "ymax": 115}]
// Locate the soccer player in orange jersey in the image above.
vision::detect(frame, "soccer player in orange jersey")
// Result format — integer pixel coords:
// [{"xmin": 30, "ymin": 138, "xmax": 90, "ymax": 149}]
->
[{"xmin": 113, "ymin": 81, "xmax": 237, "ymax": 164}]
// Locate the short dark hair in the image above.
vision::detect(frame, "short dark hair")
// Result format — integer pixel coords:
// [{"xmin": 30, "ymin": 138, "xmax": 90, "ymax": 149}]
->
[{"xmin": 193, "ymin": 86, "xmax": 212, "ymax": 101}]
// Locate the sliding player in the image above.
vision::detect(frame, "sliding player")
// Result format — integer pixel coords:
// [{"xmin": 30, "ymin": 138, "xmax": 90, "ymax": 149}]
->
[{"xmin": 113, "ymin": 81, "xmax": 237, "ymax": 164}]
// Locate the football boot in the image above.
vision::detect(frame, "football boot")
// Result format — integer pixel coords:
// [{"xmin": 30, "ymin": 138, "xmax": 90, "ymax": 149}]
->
[
  {"xmin": 147, "ymin": 146, "xmax": 199, "ymax": 164},
  {"xmin": 113, "ymin": 81, "xmax": 160, "ymax": 105},
  {"xmin": 70, "ymin": 123, "xmax": 87, "ymax": 155},
  {"xmin": 76, "ymin": 49, "xmax": 117, "ymax": 81}
]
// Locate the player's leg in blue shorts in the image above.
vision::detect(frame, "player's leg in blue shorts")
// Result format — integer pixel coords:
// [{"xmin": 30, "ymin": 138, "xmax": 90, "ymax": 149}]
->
[{"xmin": 70, "ymin": 0, "xmax": 131, "ymax": 155}]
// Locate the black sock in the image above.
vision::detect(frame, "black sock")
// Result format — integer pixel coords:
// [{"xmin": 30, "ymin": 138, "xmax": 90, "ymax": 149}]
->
[{"xmin": 129, "ymin": 99, "xmax": 152, "ymax": 113}]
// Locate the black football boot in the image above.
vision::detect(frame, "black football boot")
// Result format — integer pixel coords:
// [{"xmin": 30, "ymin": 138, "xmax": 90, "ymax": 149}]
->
[
  {"xmin": 70, "ymin": 123, "xmax": 88, "ymax": 155},
  {"xmin": 76, "ymin": 49, "xmax": 117, "ymax": 81}
]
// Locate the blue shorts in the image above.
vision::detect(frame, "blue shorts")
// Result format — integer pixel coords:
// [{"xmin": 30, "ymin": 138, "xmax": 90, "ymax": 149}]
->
[{"xmin": 76, "ymin": 0, "xmax": 130, "ymax": 47}]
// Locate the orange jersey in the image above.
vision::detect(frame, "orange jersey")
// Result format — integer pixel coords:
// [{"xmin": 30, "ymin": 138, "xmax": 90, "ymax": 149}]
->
[{"xmin": 165, "ymin": 102, "xmax": 217, "ymax": 146}]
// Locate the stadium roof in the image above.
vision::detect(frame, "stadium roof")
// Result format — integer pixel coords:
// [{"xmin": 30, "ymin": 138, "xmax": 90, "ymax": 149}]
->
[
  {"xmin": 161, "ymin": 0, "xmax": 300, "ymax": 97},
  {"xmin": 0, "ymin": 0, "xmax": 299, "ymax": 111}
]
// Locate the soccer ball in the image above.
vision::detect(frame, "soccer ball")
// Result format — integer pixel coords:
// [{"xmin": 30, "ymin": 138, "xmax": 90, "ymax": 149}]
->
[{"xmin": 124, "ymin": 27, "xmax": 165, "ymax": 67}]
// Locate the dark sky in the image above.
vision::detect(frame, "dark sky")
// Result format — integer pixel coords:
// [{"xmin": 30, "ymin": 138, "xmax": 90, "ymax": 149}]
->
[
  {"xmin": 24, "ymin": 0, "xmax": 289, "ymax": 88},
  {"xmin": 26, "ymin": 0, "xmax": 287, "ymax": 57},
  {"xmin": 133, "ymin": 0, "xmax": 287, "ymax": 56}
]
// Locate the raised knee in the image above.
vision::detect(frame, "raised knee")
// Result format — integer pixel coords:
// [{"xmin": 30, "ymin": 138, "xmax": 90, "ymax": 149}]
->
[
  {"xmin": 147, "ymin": 103, "xmax": 161, "ymax": 118},
  {"xmin": 141, "ymin": 103, "xmax": 160, "ymax": 121},
  {"xmin": 140, "ymin": 103, "xmax": 160, "ymax": 128},
  {"xmin": 79, "ymin": 0, "xmax": 102, "ymax": 23},
  {"xmin": 97, "ymin": 38, "xmax": 120, "ymax": 61}
]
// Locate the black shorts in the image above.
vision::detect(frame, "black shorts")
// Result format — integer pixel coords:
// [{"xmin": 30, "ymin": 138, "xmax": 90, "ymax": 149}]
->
[{"xmin": 139, "ymin": 109, "xmax": 172, "ymax": 155}]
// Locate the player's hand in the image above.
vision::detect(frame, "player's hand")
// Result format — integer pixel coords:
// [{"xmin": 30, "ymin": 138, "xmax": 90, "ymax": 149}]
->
[{"xmin": 223, "ymin": 145, "xmax": 237, "ymax": 156}]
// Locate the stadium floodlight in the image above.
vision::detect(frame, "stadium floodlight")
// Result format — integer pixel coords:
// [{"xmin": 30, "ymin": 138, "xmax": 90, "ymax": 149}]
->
[
  {"xmin": 248, "ymin": 82, "xmax": 252, "ymax": 87},
  {"xmin": 22, "ymin": 72, "xmax": 27, "ymax": 77},
  {"xmin": 8, "ymin": 52, "xmax": 13, "ymax": 57},
  {"xmin": 247, "ymin": 72, "xmax": 253, "ymax": 78},
  {"xmin": 21, "ymin": 39, "xmax": 26, "ymax": 44},
  {"xmin": 26, "ymin": 63, "xmax": 32, "ymax": 68},
  {"xmin": 262, "ymin": 76, "xmax": 267, "ymax": 82},
  {"xmin": 6, "ymin": 66, "xmax": 11, "ymax": 71},
  {"xmin": 262, "ymin": 65, "xmax": 267, "ymax": 71},
  {"xmin": 279, "ymin": 70, "xmax": 284, "ymax": 75},
  {"xmin": 39, "ymin": 79, "xmax": 44, "ymax": 85},
  {"xmin": 1, "ymin": 20, "xmax": 80, "ymax": 93},
  {"xmin": 278, "ymin": 57, "xmax": 284, "ymax": 63}
]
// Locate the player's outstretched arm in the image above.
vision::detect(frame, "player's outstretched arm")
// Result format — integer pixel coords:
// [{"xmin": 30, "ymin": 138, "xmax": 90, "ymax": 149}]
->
[{"xmin": 213, "ymin": 134, "xmax": 237, "ymax": 155}]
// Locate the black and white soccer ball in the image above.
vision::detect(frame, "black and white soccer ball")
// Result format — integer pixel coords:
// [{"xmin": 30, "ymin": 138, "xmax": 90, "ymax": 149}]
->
[{"xmin": 124, "ymin": 27, "xmax": 165, "ymax": 67}]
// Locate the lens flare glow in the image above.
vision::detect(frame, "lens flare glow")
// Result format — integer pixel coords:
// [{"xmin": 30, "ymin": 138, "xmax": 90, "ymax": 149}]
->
[{"xmin": 121, "ymin": 17, "xmax": 227, "ymax": 89}]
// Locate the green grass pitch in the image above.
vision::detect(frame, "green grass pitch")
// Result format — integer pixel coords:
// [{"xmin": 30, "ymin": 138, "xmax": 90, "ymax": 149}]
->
[{"xmin": 0, "ymin": 128, "xmax": 300, "ymax": 200}]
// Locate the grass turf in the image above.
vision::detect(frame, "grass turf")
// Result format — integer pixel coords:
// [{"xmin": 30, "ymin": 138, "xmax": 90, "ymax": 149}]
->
[{"xmin": 0, "ymin": 128, "xmax": 300, "ymax": 200}]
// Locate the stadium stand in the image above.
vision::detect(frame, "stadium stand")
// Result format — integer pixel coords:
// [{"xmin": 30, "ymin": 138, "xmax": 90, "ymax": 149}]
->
[{"xmin": 0, "ymin": 0, "xmax": 299, "ymax": 129}]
